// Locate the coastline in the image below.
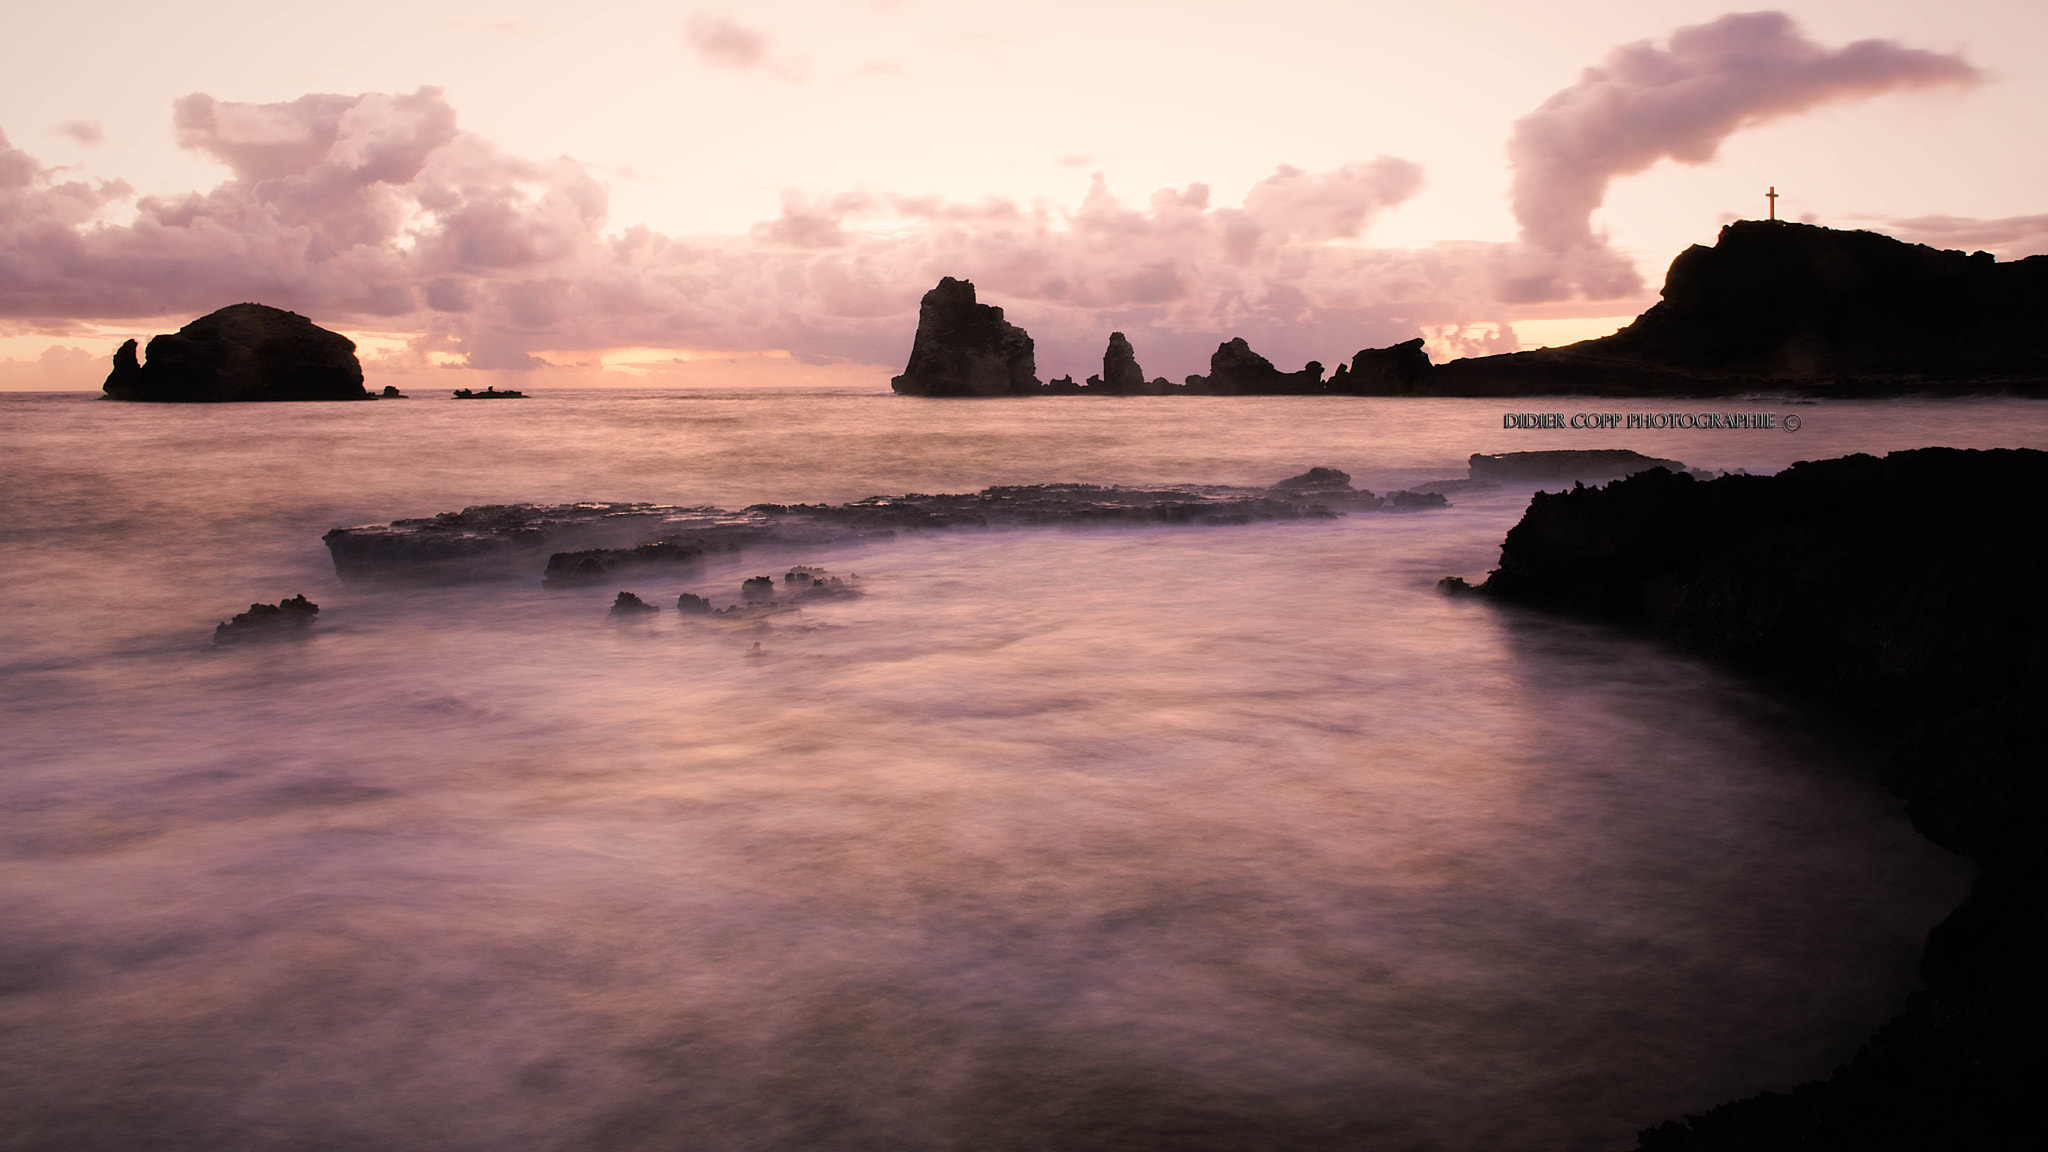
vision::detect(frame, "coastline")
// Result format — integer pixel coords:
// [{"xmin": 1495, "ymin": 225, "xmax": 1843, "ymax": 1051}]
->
[{"xmin": 1458, "ymin": 449, "xmax": 2047, "ymax": 1148}]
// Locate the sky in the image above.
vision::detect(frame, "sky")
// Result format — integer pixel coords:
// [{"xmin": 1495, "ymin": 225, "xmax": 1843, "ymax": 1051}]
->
[{"xmin": 2, "ymin": 0, "xmax": 2044, "ymax": 390}]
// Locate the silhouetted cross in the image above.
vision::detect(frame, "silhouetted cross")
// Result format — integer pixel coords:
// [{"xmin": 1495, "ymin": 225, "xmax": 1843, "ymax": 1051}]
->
[{"xmin": 1766, "ymin": 186, "xmax": 1779, "ymax": 221}]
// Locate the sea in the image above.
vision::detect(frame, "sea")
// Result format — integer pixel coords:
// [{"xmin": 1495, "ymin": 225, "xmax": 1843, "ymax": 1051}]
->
[{"xmin": 2, "ymin": 388, "xmax": 2038, "ymax": 1152}]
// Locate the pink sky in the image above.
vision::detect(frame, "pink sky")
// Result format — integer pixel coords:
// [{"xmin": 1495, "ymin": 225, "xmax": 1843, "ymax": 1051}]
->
[{"xmin": 2, "ymin": 1, "xmax": 2041, "ymax": 390}]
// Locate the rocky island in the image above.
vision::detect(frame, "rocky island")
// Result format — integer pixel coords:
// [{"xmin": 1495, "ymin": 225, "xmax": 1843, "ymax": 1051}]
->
[
  {"xmin": 894, "ymin": 223, "xmax": 2048, "ymax": 398},
  {"xmin": 1451, "ymin": 448, "xmax": 2047, "ymax": 1148},
  {"xmin": 102, "ymin": 303, "xmax": 368, "ymax": 402}
]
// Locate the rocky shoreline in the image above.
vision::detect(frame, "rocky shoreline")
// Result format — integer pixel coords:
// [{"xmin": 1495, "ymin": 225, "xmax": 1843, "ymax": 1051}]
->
[{"xmin": 1451, "ymin": 448, "xmax": 2047, "ymax": 1148}]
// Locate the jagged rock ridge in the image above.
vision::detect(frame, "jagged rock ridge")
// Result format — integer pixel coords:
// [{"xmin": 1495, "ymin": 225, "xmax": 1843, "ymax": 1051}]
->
[{"xmin": 103, "ymin": 303, "xmax": 368, "ymax": 402}]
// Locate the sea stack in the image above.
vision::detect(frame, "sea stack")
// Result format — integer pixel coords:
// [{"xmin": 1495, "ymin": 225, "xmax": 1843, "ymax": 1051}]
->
[
  {"xmin": 103, "ymin": 303, "xmax": 368, "ymax": 402},
  {"xmin": 891, "ymin": 278, "xmax": 1040, "ymax": 397},
  {"xmin": 1102, "ymin": 332, "xmax": 1148, "ymax": 392}
]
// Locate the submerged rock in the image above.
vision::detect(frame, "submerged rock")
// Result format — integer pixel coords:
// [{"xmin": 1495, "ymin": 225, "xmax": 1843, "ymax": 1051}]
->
[
  {"xmin": 103, "ymin": 304, "xmax": 368, "ymax": 402},
  {"xmin": 327, "ymin": 474, "xmax": 1445, "ymax": 584},
  {"xmin": 1274, "ymin": 467, "xmax": 1353, "ymax": 490},
  {"xmin": 609, "ymin": 591, "xmax": 659, "ymax": 616},
  {"xmin": 1467, "ymin": 450, "xmax": 1686, "ymax": 485},
  {"xmin": 890, "ymin": 278, "xmax": 1040, "ymax": 396},
  {"xmin": 213, "ymin": 594, "xmax": 320, "ymax": 644}
]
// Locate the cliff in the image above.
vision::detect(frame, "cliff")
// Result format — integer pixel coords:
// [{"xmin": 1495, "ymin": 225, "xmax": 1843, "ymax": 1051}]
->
[
  {"xmin": 1419, "ymin": 222, "xmax": 2048, "ymax": 396},
  {"xmin": 102, "ymin": 303, "xmax": 368, "ymax": 402},
  {"xmin": 1464, "ymin": 449, "xmax": 2048, "ymax": 1148}
]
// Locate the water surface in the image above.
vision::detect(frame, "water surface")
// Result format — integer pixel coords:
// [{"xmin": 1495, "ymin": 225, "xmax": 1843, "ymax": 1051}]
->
[{"xmin": 2, "ymin": 389, "xmax": 2028, "ymax": 1151}]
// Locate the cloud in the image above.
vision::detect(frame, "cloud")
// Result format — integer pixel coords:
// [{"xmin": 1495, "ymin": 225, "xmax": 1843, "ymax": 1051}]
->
[
  {"xmin": 1877, "ymin": 214, "xmax": 2048, "ymax": 259},
  {"xmin": 56, "ymin": 120, "xmax": 103, "ymax": 146},
  {"xmin": 0, "ymin": 16, "xmax": 1987, "ymax": 380},
  {"xmin": 686, "ymin": 12, "xmax": 770, "ymax": 70},
  {"xmin": 1506, "ymin": 10, "xmax": 1978, "ymax": 299}
]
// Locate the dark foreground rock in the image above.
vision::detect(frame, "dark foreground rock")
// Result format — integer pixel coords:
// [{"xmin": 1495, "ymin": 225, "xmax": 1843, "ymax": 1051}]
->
[
  {"xmin": 891, "ymin": 278, "xmax": 1040, "ymax": 396},
  {"xmin": 1462, "ymin": 448, "xmax": 2048, "ymax": 1149},
  {"xmin": 103, "ymin": 304, "xmax": 368, "ymax": 402},
  {"xmin": 325, "ymin": 471, "xmax": 1446, "ymax": 584},
  {"xmin": 213, "ymin": 595, "xmax": 320, "ymax": 644}
]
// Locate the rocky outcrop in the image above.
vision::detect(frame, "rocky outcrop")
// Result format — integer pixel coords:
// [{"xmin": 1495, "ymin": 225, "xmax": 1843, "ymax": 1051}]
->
[
  {"xmin": 891, "ymin": 278, "xmax": 1040, "ymax": 396},
  {"xmin": 1329, "ymin": 338, "xmax": 1432, "ymax": 394},
  {"xmin": 103, "ymin": 303, "xmax": 368, "ymax": 402},
  {"xmin": 609, "ymin": 591, "xmax": 659, "ymax": 616},
  {"xmin": 1184, "ymin": 338, "xmax": 1325, "ymax": 395},
  {"xmin": 213, "ymin": 594, "xmax": 320, "ymax": 644},
  {"xmin": 1460, "ymin": 448, "xmax": 2048, "ymax": 1149},
  {"xmin": 1420, "ymin": 222, "xmax": 2048, "ymax": 396}
]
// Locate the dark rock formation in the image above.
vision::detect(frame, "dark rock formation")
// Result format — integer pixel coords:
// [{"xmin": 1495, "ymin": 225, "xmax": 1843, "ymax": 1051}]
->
[
  {"xmin": 325, "ymin": 471, "xmax": 1446, "ymax": 584},
  {"xmin": 609, "ymin": 591, "xmax": 658, "ymax": 616},
  {"xmin": 676, "ymin": 592, "xmax": 712, "ymax": 615},
  {"xmin": 1462, "ymin": 448, "xmax": 2048, "ymax": 1149},
  {"xmin": 380, "ymin": 385, "xmax": 407, "ymax": 398},
  {"xmin": 452, "ymin": 386, "xmax": 525, "ymax": 399},
  {"xmin": 1468, "ymin": 449, "xmax": 1686, "ymax": 484},
  {"xmin": 741, "ymin": 576, "xmax": 777, "ymax": 601},
  {"xmin": 1420, "ymin": 222, "xmax": 2048, "ymax": 396},
  {"xmin": 891, "ymin": 278, "xmax": 1039, "ymax": 396},
  {"xmin": 103, "ymin": 304, "xmax": 367, "ymax": 402},
  {"xmin": 1184, "ymin": 338, "xmax": 1325, "ymax": 395},
  {"xmin": 543, "ymin": 542, "xmax": 708, "ymax": 589},
  {"xmin": 1329, "ymin": 338, "xmax": 1432, "ymax": 395},
  {"xmin": 213, "ymin": 594, "xmax": 319, "ymax": 644},
  {"xmin": 1102, "ymin": 332, "xmax": 1148, "ymax": 392}
]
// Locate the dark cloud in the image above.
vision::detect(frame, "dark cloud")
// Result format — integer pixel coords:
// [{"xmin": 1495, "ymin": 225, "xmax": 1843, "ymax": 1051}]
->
[
  {"xmin": 686, "ymin": 12, "xmax": 771, "ymax": 70},
  {"xmin": 1878, "ymin": 213, "xmax": 2048, "ymax": 258},
  {"xmin": 1508, "ymin": 10, "xmax": 1978, "ymax": 297},
  {"xmin": 56, "ymin": 121, "xmax": 103, "ymax": 146}
]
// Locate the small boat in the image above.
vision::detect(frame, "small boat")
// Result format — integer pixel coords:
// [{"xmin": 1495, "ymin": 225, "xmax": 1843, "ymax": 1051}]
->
[{"xmin": 452, "ymin": 386, "xmax": 526, "ymax": 399}]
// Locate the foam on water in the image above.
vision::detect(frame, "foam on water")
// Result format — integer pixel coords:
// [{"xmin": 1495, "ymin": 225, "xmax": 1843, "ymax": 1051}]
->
[{"xmin": 2, "ymin": 389, "xmax": 2036, "ymax": 1151}]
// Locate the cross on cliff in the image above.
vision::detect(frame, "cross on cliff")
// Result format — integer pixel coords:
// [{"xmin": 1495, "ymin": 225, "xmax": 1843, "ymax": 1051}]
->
[{"xmin": 1766, "ymin": 186, "xmax": 1779, "ymax": 221}]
